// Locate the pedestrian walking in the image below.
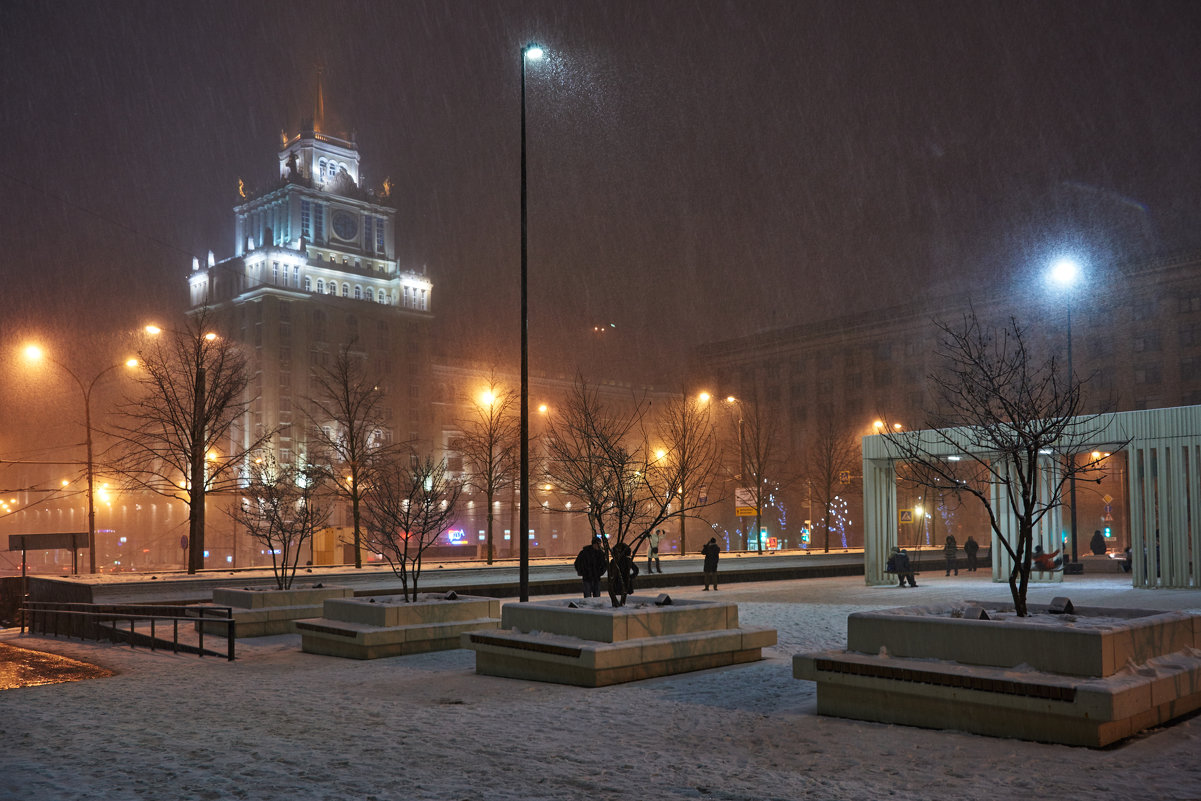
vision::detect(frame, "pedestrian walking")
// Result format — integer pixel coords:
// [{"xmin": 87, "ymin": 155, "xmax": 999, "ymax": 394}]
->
[
  {"xmin": 943, "ymin": 534, "xmax": 958, "ymax": 576},
  {"xmin": 702, "ymin": 537, "xmax": 721, "ymax": 590},
  {"xmin": 964, "ymin": 535, "xmax": 980, "ymax": 572},
  {"xmin": 573, "ymin": 536, "xmax": 607, "ymax": 598}
]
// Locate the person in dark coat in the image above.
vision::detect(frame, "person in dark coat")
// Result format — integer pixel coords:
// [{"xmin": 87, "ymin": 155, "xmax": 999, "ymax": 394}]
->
[
  {"xmin": 1090, "ymin": 529, "xmax": 1107, "ymax": 556},
  {"xmin": 702, "ymin": 537, "xmax": 721, "ymax": 590},
  {"xmin": 964, "ymin": 535, "xmax": 980, "ymax": 572},
  {"xmin": 887, "ymin": 546, "xmax": 917, "ymax": 587},
  {"xmin": 574, "ymin": 536, "xmax": 607, "ymax": 598},
  {"xmin": 607, "ymin": 541, "xmax": 638, "ymax": 606},
  {"xmin": 943, "ymin": 535, "xmax": 958, "ymax": 576}
]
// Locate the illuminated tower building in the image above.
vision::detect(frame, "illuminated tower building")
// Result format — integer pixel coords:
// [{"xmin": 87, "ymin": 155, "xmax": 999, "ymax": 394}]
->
[{"xmin": 190, "ymin": 88, "xmax": 434, "ymax": 471}]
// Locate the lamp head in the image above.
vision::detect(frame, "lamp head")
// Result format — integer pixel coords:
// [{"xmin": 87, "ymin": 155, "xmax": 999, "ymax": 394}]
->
[
  {"xmin": 524, "ymin": 43, "xmax": 544, "ymax": 61},
  {"xmin": 1049, "ymin": 257, "xmax": 1081, "ymax": 287}
]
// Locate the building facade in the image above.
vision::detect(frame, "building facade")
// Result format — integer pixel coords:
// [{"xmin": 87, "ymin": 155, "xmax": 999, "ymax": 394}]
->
[
  {"xmin": 191, "ymin": 108, "xmax": 436, "ymax": 468},
  {"xmin": 690, "ymin": 252, "xmax": 1201, "ymax": 554}
]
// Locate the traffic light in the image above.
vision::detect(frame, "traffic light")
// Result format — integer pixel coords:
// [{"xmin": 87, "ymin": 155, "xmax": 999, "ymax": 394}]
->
[
  {"xmin": 1103, "ymin": 526, "xmax": 1112, "ymax": 538},
  {"xmin": 800, "ymin": 526, "xmax": 811, "ymax": 545}
]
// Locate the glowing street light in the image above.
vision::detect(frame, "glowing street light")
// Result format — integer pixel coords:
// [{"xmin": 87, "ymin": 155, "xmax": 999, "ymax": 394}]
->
[
  {"xmin": 518, "ymin": 41, "xmax": 546, "ymax": 602},
  {"xmin": 23, "ymin": 344, "xmax": 136, "ymax": 574},
  {"xmin": 1049, "ymin": 256, "xmax": 1084, "ymax": 562}
]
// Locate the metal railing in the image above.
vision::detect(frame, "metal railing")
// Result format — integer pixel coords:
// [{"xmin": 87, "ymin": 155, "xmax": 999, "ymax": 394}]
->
[{"xmin": 21, "ymin": 602, "xmax": 236, "ymax": 661}]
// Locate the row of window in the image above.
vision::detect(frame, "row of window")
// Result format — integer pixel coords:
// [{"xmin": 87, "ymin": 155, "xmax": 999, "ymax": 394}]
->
[{"xmin": 259, "ymin": 260, "xmax": 429, "ymax": 310}]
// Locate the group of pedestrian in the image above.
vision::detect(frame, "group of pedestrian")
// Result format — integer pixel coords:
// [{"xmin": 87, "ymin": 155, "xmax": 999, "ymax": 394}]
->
[
  {"xmin": 887, "ymin": 533, "xmax": 984, "ymax": 587},
  {"xmin": 573, "ymin": 530, "xmax": 723, "ymax": 598}
]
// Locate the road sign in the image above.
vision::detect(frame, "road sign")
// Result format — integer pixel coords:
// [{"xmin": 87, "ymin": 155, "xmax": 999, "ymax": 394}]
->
[
  {"xmin": 839, "ymin": 470, "xmax": 851, "ymax": 484},
  {"xmin": 734, "ymin": 487, "xmax": 758, "ymax": 517},
  {"xmin": 899, "ymin": 509, "xmax": 914, "ymax": 524}
]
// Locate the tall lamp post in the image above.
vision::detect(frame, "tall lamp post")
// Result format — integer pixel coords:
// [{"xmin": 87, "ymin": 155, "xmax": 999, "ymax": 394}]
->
[
  {"xmin": 519, "ymin": 42, "xmax": 544, "ymax": 602},
  {"xmin": 23, "ymin": 346, "xmax": 136, "ymax": 574},
  {"xmin": 1050, "ymin": 257, "xmax": 1082, "ymax": 563}
]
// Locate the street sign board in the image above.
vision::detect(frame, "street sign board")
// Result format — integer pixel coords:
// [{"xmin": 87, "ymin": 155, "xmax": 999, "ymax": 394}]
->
[
  {"xmin": 734, "ymin": 487, "xmax": 758, "ymax": 517},
  {"xmin": 8, "ymin": 532, "xmax": 88, "ymax": 552},
  {"xmin": 899, "ymin": 509, "xmax": 914, "ymax": 524},
  {"xmin": 839, "ymin": 470, "xmax": 850, "ymax": 484}
]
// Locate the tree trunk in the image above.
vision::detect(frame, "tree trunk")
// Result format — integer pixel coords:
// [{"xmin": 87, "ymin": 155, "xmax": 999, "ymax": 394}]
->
[
  {"xmin": 486, "ymin": 492, "xmax": 495, "ymax": 564},
  {"xmin": 351, "ymin": 491, "xmax": 363, "ymax": 568}
]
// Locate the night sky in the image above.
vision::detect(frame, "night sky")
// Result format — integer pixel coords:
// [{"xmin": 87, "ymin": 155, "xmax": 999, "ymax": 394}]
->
[{"xmin": 3, "ymin": 0, "xmax": 1200, "ymax": 401}]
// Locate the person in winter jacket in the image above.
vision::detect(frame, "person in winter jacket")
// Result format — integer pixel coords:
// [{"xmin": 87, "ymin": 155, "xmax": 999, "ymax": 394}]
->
[
  {"xmin": 574, "ymin": 536, "xmax": 607, "ymax": 598},
  {"xmin": 607, "ymin": 541, "xmax": 639, "ymax": 606},
  {"xmin": 887, "ymin": 546, "xmax": 918, "ymax": 587},
  {"xmin": 943, "ymin": 535, "xmax": 958, "ymax": 576},
  {"xmin": 702, "ymin": 537, "xmax": 721, "ymax": 590},
  {"xmin": 647, "ymin": 529, "xmax": 664, "ymax": 574},
  {"xmin": 964, "ymin": 536, "xmax": 980, "ymax": 572}
]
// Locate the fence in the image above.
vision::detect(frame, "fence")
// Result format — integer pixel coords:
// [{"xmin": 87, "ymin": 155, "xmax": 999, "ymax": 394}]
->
[{"xmin": 21, "ymin": 602, "xmax": 236, "ymax": 661}]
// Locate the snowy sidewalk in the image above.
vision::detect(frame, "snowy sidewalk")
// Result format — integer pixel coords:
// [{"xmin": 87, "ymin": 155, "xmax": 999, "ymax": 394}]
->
[{"xmin": 2, "ymin": 574, "xmax": 1199, "ymax": 801}]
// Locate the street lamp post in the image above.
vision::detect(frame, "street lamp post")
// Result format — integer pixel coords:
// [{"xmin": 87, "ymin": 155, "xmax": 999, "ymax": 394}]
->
[
  {"xmin": 1050, "ymin": 257, "xmax": 1081, "ymax": 563},
  {"xmin": 23, "ymin": 346, "xmax": 135, "ymax": 574},
  {"xmin": 519, "ymin": 42, "xmax": 544, "ymax": 602}
]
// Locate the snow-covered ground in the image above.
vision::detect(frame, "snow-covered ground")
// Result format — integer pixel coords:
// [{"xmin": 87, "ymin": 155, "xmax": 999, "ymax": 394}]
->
[{"xmin": 2, "ymin": 574, "xmax": 1200, "ymax": 801}]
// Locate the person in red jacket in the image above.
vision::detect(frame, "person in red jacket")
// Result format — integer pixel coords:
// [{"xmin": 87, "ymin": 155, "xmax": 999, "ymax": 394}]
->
[{"xmin": 1032, "ymin": 545, "xmax": 1062, "ymax": 571}]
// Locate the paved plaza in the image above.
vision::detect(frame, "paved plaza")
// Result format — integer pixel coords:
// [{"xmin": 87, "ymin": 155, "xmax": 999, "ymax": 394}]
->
[{"xmin": 2, "ymin": 573, "xmax": 1200, "ymax": 800}]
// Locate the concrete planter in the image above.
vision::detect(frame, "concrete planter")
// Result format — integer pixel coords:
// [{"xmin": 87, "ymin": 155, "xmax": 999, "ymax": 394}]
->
[
  {"xmin": 297, "ymin": 593, "xmax": 501, "ymax": 659},
  {"xmin": 463, "ymin": 595, "xmax": 776, "ymax": 687},
  {"xmin": 794, "ymin": 602, "xmax": 1201, "ymax": 747},
  {"xmin": 202, "ymin": 585, "xmax": 354, "ymax": 637}
]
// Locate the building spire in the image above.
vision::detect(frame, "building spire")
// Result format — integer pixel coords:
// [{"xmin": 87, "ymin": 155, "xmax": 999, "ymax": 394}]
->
[{"xmin": 314, "ymin": 65, "xmax": 325, "ymax": 133}]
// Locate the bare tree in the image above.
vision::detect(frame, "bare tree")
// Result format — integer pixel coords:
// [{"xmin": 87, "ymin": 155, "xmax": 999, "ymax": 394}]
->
[
  {"xmin": 805, "ymin": 422, "xmax": 860, "ymax": 552},
  {"xmin": 451, "ymin": 376, "xmax": 519, "ymax": 564},
  {"xmin": 112, "ymin": 309, "xmax": 266, "ymax": 573},
  {"xmin": 363, "ymin": 452, "xmax": 463, "ymax": 601},
  {"xmin": 544, "ymin": 378, "xmax": 713, "ymax": 606},
  {"xmin": 306, "ymin": 342, "xmax": 391, "ymax": 569},
  {"xmin": 878, "ymin": 311, "xmax": 1118, "ymax": 616},
  {"xmin": 658, "ymin": 391, "xmax": 721, "ymax": 555},
  {"xmin": 725, "ymin": 393, "xmax": 791, "ymax": 553},
  {"xmin": 229, "ymin": 452, "xmax": 331, "ymax": 589}
]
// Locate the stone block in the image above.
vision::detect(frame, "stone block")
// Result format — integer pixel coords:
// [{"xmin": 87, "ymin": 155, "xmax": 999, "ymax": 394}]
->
[
  {"xmin": 465, "ymin": 599, "xmax": 773, "ymax": 687},
  {"xmin": 297, "ymin": 595, "xmax": 500, "ymax": 659},
  {"xmin": 797, "ymin": 607, "xmax": 1201, "ymax": 747}
]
